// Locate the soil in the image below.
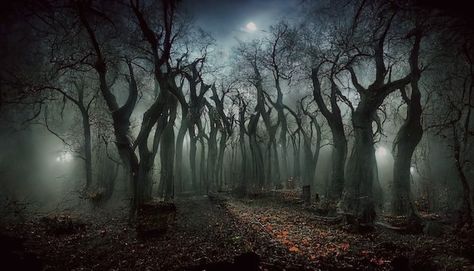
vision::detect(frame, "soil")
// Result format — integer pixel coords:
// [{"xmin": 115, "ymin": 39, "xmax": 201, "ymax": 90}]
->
[{"xmin": 1, "ymin": 194, "xmax": 473, "ymax": 270}]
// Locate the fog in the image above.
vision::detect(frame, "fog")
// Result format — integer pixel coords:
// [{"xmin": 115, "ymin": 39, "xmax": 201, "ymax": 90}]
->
[{"xmin": 0, "ymin": 0, "xmax": 473, "ymax": 270}]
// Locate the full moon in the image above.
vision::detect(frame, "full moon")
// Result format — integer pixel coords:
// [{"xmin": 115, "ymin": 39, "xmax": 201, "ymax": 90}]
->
[{"xmin": 246, "ymin": 22, "xmax": 257, "ymax": 32}]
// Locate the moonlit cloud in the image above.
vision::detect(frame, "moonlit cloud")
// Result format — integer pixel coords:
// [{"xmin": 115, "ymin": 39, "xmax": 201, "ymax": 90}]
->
[{"xmin": 244, "ymin": 22, "xmax": 257, "ymax": 32}]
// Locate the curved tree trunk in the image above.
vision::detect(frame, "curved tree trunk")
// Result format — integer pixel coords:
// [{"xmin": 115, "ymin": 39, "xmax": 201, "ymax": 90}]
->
[
  {"xmin": 293, "ymin": 132, "xmax": 301, "ymax": 181},
  {"xmin": 343, "ymin": 103, "xmax": 377, "ymax": 225},
  {"xmin": 80, "ymin": 108, "xmax": 93, "ymax": 191},
  {"xmin": 175, "ymin": 114, "xmax": 188, "ymax": 193},
  {"xmin": 392, "ymin": 30, "xmax": 423, "ymax": 217},
  {"xmin": 248, "ymin": 113, "xmax": 265, "ymax": 188},
  {"xmin": 342, "ymin": 21, "xmax": 422, "ymax": 225},
  {"xmin": 330, "ymin": 129, "xmax": 347, "ymax": 200},
  {"xmin": 238, "ymin": 102, "xmax": 248, "ymax": 193},
  {"xmin": 160, "ymin": 97, "xmax": 177, "ymax": 201},
  {"xmin": 278, "ymin": 112, "xmax": 289, "ymax": 182},
  {"xmin": 216, "ymin": 132, "xmax": 227, "ymax": 189},
  {"xmin": 392, "ymin": 88, "xmax": 422, "ymax": 216},
  {"xmin": 302, "ymin": 137, "xmax": 314, "ymax": 186},
  {"xmin": 453, "ymin": 126, "xmax": 473, "ymax": 228},
  {"xmin": 207, "ymin": 120, "xmax": 218, "ymax": 191},
  {"xmin": 265, "ymin": 141, "xmax": 274, "ymax": 186},
  {"xmin": 289, "ymin": 131, "xmax": 299, "ymax": 178},
  {"xmin": 189, "ymin": 135, "xmax": 198, "ymax": 191},
  {"xmin": 302, "ymin": 118, "xmax": 321, "ymax": 187},
  {"xmin": 311, "ymin": 68, "xmax": 347, "ymax": 201},
  {"xmin": 199, "ymin": 138, "xmax": 207, "ymax": 193}
]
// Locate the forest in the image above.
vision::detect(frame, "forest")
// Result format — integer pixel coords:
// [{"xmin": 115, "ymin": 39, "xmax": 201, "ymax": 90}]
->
[{"xmin": 0, "ymin": 0, "xmax": 473, "ymax": 270}]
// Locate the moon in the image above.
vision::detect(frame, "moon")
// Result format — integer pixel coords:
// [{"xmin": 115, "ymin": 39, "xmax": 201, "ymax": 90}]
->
[{"xmin": 245, "ymin": 22, "xmax": 257, "ymax": 32}]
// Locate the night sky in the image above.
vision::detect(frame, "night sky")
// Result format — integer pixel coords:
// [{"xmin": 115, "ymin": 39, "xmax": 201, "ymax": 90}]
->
[{"xmin": 182, "ymin": 0, "xmax": 300, "ymax": 49}]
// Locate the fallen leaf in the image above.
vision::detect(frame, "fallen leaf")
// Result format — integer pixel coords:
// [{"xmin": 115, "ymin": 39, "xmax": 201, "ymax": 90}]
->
[
  {"xmin": 289, "ymin": 246, "xmax": 300, "ymax": 252},
  {"xmin": 340, "ymin": 243, "xmax": 350, "ymax": 251}
]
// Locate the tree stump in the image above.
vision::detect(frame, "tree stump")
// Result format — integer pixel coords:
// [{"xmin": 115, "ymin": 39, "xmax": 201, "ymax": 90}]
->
[{"xmin": 136, "ymin": 201, "xmax": 176, "ymax": 238}]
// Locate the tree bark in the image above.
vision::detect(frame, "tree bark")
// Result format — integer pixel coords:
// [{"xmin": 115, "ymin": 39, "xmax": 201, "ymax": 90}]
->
[
  {"xmin": 199, "ymin": 137, "xmax": 207, "ymax": 192},
  {"xmin": 391, "ymin": 92, "xmax": 422, "ymax": 216},
  {"xmin": 189, "ymin": 135, "xmax": 198, "ymax": 190},
  {"xmin": 392, "ymin": 29, "xmax": 423, "ymax": 216},
  {"xmin": 206, "ymin": 110, "xmax": 219, "ymax": 190},
  {"xmin": 453, "ymin": 130, "xmax": 473, "ymax": 228},
  {"xmin": 175, "ymin": 112, "xmax": 189, "ymax": 193},
  {"xmin": 343, "ymin": 100, "xmax": 377, "ymax": 224},
  {"xmin": 161, "ymin": 120, "xmax": 176, "ymax": 201},
  {"xmin": 79, "ymin": 107, "xmax": 93, "ymax": 191},
  {"xmin": 311, "ymin": 68, "xmax": 347, "ymax": 200},
  {"xmin": 238, "ymin": 100, "xmax": 248, "ymax": 193},
  {"xmin": 216, "ymin": 132, "xmax": 227, "ymax": 189}
]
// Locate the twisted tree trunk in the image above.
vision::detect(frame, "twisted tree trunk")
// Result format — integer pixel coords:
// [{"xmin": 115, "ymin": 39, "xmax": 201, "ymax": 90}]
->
[
  {"xmin": 79, "ymin": 107, "xmax": 92, "ymax": 191},
  {"xmin": 175, "ymin": 112, "xmax": 189, "ymax": 193},
  {"xmin": 392, "ymin": 30, "xmax": 423, "ymax": 216},
  {"xmin": 344, "ymin": 101, "xmax": 377, "ymax": 224},
  {"xmin": 311, "ymin": 68, "xmax": 347, "ymax": 200}
]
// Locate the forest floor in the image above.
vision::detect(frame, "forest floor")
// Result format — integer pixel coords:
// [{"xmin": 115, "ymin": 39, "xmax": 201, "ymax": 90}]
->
[{"xmin": 1, "ymin": 193, "xmax": 474, "ymax": 270}]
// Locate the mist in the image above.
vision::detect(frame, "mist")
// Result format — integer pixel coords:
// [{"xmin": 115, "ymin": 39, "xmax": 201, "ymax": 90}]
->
[{"xmin": 0, "ymin": 0, "xmax": 473, "ymax": 270}]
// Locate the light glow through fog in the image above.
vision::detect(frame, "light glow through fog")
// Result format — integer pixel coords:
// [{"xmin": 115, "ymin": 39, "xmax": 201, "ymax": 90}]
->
[
  {"xmin": 56, "ymin": 151, "xmax": 73, "ymax": 163},
  {"xmin": 376, "ymin": 146, "xmax": 388, "ymax": 157}
]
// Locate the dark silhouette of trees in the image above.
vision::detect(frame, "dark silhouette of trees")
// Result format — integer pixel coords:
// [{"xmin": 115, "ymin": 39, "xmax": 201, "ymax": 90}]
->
[
  {"xmin": 339, "ymin": 2, "xmax": 423, "ymax": 225},
  {"xmin": 391, "ymin": 25, "xmax": 424, "ymax": 217}
]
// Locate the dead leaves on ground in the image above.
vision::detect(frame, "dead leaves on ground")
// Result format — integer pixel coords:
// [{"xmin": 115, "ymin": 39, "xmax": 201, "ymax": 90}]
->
[{"xmin": 225, "ymin": 200, "xmax": 395, "ymax": 269}]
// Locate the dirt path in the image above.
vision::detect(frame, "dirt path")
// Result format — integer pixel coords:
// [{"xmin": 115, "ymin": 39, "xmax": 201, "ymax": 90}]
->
[
  {"xmin": 223, "ymin": 197, "xmax": 474, "ymax": 271},
  {"xmin": 1, "ymin": 195, "xmax": 473, "ymax": 270}
]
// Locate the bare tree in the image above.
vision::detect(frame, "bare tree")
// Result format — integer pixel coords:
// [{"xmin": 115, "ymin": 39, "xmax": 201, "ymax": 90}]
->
[
  {"xmin": 340, "ymin": 2, "xmax": 422, "ymax": 225},
  {"xmin": 426, "ymin": 42, "xmax": 474, "ymax": 228},
  {"xmin": 391, "ymin": 25, "xmax": 424, "ymax": 217},
  {"xmin": 284, "ymin": 97, "xmax": 322, "ymax": 187}
]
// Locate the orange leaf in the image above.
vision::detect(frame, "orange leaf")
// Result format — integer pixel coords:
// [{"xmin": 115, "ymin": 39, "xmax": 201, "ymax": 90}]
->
[
  {"xmin": 340, "ymin": 243, "xmax": 350, "ymax": 251},
  {"xmin": 289, "ymin": 246, "xmax": 300, "ymax": 253},
  {"xmin": 282, "ymin": 230, "xmax": 289, "ymax": 236}
]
